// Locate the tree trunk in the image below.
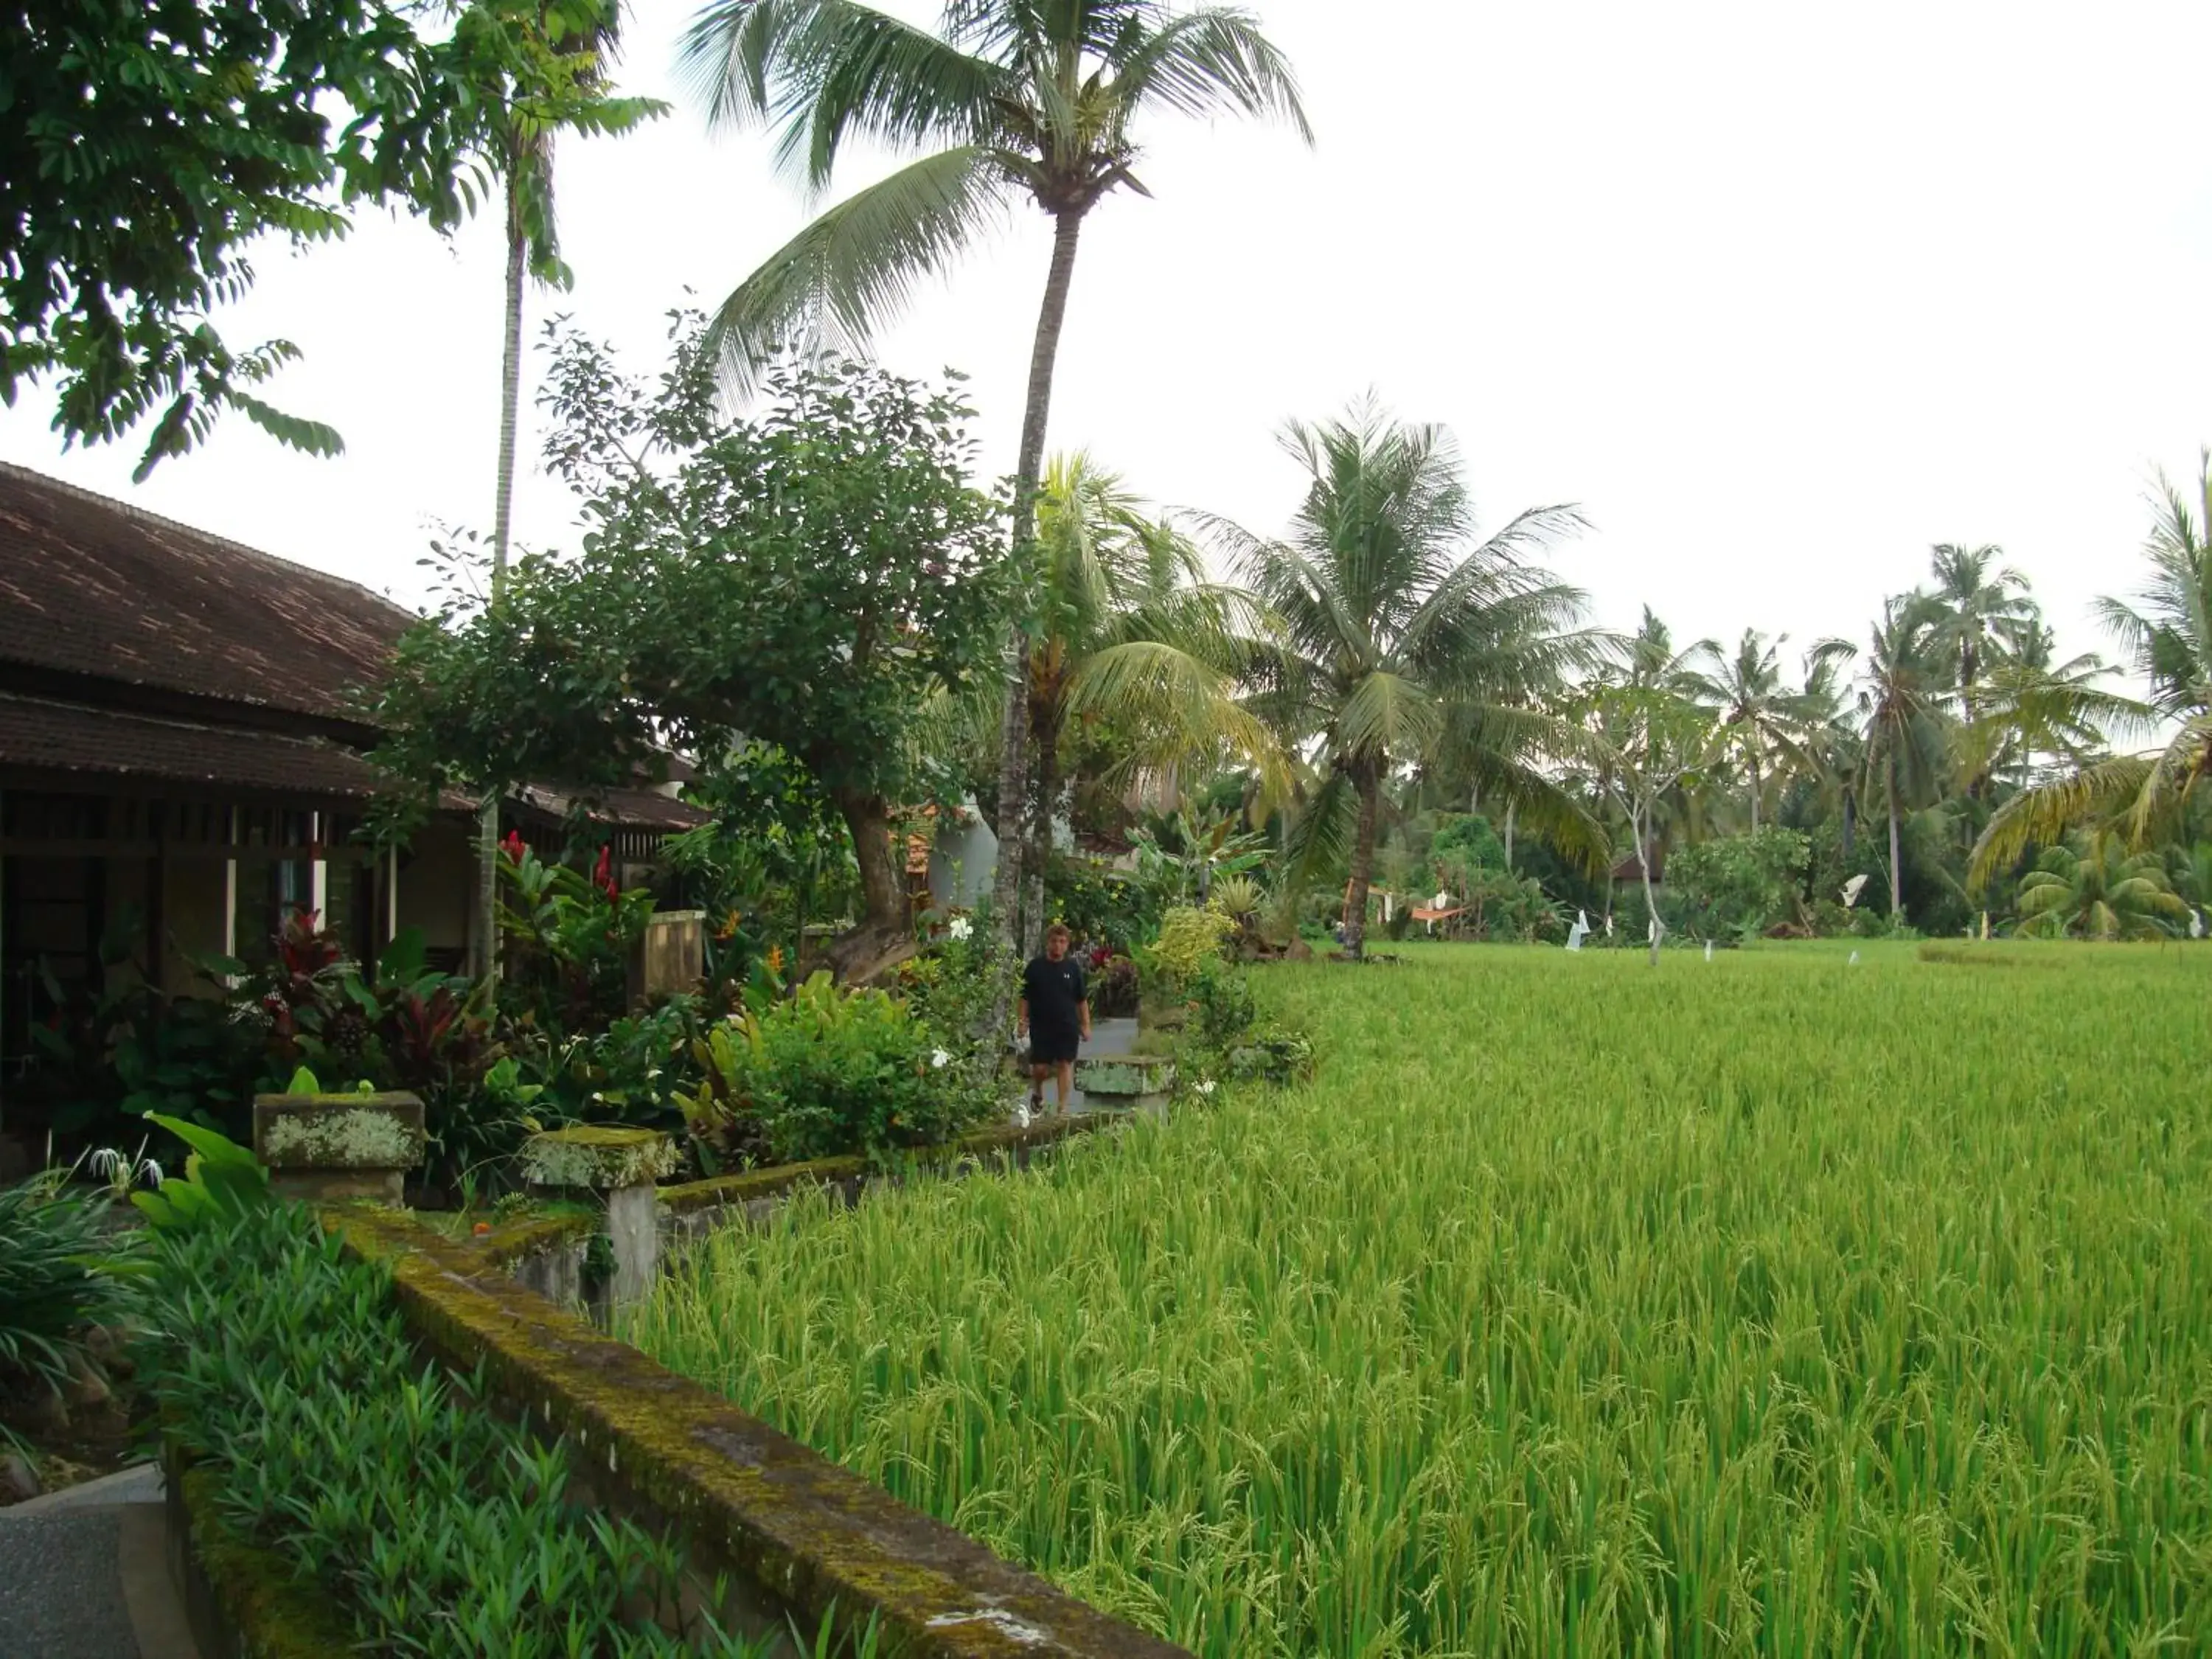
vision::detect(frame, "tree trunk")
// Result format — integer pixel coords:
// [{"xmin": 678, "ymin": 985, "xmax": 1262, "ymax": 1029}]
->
[
  {"xmin": 1747, "ymin": 751, "xmax": 1761, "ymax": 833},
  {"xmin": 1342, "ymin": 765, "xmax": 1380, "ymax": 959},
  {"xmin": 825, "ymin": 786, "xmax": 917, "ymax": 984},
  {"xmin": 989, "ymin": 208, "xmax": 1088, "ymax": 950},
  {"xmin": 1841, "ymin": 784, "xmax": 1856, "ymax": 858},
  {"xmin": 1502, "ymin": 799, "xmax": 1515, "ymax": 869},
  {"xmin": 473, "ymin": 211, "xmax": 530, "ymax": 983},
  {"xmin": 1886, "ymin": 754, "xmax": 1903, "ymax": 919},
  {"xmin": 1022, "ymin": 700, "xmax": 1060, "ymax": 956},
  {"xmin": 1639, "ymin": 806, "xmax": 1663, "ymax": 966}
]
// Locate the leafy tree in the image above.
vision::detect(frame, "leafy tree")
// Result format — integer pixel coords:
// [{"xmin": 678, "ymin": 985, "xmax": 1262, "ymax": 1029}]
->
[
  {"xmin": 372, "ymin": 325, "xmax": 1013, "ymax": 980},
  {"xmin": 1665, "ymin": 827, "xmax": 1810, "ymax": 940},
  {"xmin": 1213, "ymin": 400, "xmax": 1604, "ymax": 957},
  {"xmin": 2015, "ymin": 837, "xmax": 2189, "ymax": 940},
  {"xmin": 2, "ymin": 0, "xmax": 505, "ymax": 475},
  {"xmin": 678, "ymin": 0, "xmax": 1310, "ymax": 945},
  {"xmin": 1580, "ymin": 677, "xmax": 1717, "ymax": 961},
  {"xmin": 1975, "ymin": 458, "xmax": 2212, "ymax": 881}
]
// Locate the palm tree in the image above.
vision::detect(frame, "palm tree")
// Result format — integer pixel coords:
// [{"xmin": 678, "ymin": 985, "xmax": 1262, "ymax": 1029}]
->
[
  {"xmin": 1015, "ymin": 453, "xmax": 1278, "ymax": 941},
  {"xmin": 1927, "ymin": 543, "xmax": 2034, "ymax": 704},
  {"xmin": 1691, "ymin": 628, "xmax": 1824, "ymax": 832},
  {"xmin": 2015, "ymin": 836, "xmax": 2189, "ymax": 939},
  {"xmin": 457, "ymin": 0, "xmax": 661, "ymax": 976},
  {"xmin": 1972, "ymin": 457, "xmax": 2212, "ymax": 883},
  {"xmin": 1208, "ymin": 401, "xmax": 1604, "ymax": 958},
  {"xmin": 678, "ymin": 0, "xmax": 1310, "ymax": 945},
  {"xmin": 1854, "ymin": 595, "xmax": 1953, "ymax": 919}
]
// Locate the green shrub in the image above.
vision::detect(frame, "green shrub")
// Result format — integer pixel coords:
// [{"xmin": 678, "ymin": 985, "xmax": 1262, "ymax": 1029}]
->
[
  {"xmin": 677, "ymin": 973, "xmax": 998, "ymax": 1166},
  {"xmin": 1142, "ymin": 906, "xmax": 1238, "ymax": 993},
  {"xmin": 0, "ymin": 1172, "xmax": 131, "ymax": 1447},
  {"xmin": 139, "ymin": 1192, "xmax": 758, "ymax": 1657},
  {"xmin": 1664, "ymin": 827, "xmax": 1812, "ymax": 939}
]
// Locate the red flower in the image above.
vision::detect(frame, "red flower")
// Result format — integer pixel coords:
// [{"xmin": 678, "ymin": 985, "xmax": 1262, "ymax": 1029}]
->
[
  {"xmin": 593, "ymin": 844, "xmax": 616, "ymax": 900},
  {"xmin": 501, "ymin": 830, "xmax": 526, "ymax": 863}
]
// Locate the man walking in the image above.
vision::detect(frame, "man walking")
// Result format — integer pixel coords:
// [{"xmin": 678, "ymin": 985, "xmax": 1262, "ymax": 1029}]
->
[{"xmin": 1017, "ymin": 922, "xmax": 1090, "ymax": 1113}]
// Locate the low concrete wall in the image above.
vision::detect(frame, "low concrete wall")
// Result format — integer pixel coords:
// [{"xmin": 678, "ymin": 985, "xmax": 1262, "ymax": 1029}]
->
[
  {"xmin": 163, "ymin": 1444, "xmax": 361, "ymax": 1659},
  {"xmin": 334, "ymin": 1203, "xmax": 1189, "ymax": 1658},
  {"xmin": 485, "ymin": 1112, "xmax": 1118, "ymax": 1318}
]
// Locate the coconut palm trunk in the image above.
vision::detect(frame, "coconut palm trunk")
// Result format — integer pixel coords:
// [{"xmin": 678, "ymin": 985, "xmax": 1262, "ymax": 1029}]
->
[
  {"xmin": 1886, "ymin": 752, "xmax": 1903, "ymax": 919},
  {"xmin": 1342, "ymin": 762, "xmax": 1381, "ymax": 959},
  {"xmin": 991, "ymin": 209, "xmax": 1086, "ymax": 950},
  {"xmin": 1747, "ymin": 750, "xmax": 1761, "ymax": 832},
  {"xmin": 473, "ymin": 206, "xmax": 531, "ymax": 981},
  {"xmin": 1022, "ymin": 689, "xmax": 1062, "ymax": 954}
]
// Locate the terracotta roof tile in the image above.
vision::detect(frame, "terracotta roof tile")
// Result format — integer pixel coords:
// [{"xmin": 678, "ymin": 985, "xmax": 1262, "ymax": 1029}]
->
[
  {"xmin": 0, "ymin": 692, "xmax": 390, "ymax": 798},
  {"xmin": 0, "ymin": 461, "xmax": 415, "ymax": 720}
]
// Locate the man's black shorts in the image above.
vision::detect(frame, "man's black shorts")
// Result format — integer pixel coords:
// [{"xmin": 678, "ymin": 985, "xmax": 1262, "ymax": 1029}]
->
[{"xmin": 1029, "ymin": 1026, "xmax": 1080, "ymax": 1065}]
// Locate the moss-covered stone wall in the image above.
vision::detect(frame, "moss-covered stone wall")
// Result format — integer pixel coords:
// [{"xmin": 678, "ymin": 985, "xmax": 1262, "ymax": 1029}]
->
[{"xmin": 329, "ymin": 1164, "xmax": 1188, "ymax": 1658}]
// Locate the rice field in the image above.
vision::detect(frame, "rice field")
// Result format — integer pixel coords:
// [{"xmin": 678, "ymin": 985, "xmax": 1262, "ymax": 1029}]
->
[{"xmin": 625, "ymin": 941, "xmax": 2212, "ymax": 1657}]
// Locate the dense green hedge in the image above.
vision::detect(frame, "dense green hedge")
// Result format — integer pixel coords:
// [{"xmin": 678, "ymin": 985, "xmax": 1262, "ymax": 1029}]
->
[{"xmin": 140, "ymin": 1196, "xmax": 765, "ymax": 1657}]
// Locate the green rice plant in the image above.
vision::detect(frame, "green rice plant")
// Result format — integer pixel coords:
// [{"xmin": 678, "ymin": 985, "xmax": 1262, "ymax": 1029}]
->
[{"xmin": 630, "ymin": 942, "xmax": 2212, "ymax": 1657}]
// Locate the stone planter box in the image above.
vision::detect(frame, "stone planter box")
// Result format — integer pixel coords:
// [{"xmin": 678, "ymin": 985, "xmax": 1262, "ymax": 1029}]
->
[
  {"xmin": 252, "ymin": 1091, "xmax": 425, "ymax": 1203},
  {"xmin": 521, "ymin": 1127, "xmax": 683, "ymax": 1311},
  {"xmin": 1074, "ymin": 1054, "xmax": 1175, "ymax": 1119},
  {"xmin": 627, "ymin": 910, "xmax": 706, "ymax": 1006}
]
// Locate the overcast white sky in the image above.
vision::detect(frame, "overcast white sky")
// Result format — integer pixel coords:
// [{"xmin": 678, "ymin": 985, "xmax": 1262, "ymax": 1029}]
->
[{"xmin": 7, "ymin": 1, "xmax": 2211, "ymax": 678}]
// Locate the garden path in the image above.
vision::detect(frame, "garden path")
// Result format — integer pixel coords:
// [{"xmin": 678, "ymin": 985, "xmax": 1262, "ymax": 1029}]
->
[
  {"xmin": 0, "ymin": 1464, "xmax": 198, "ymax": 1658},
  {"xmin": 1068, "ymin": 1016, "xmax": 1138, "ymax": 1113}
]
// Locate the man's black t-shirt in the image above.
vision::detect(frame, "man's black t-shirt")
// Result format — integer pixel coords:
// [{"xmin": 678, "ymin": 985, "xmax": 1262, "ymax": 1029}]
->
[{"xmin": 1020, "ymin": 953, "xmax": 1088, "ymax": 1037}]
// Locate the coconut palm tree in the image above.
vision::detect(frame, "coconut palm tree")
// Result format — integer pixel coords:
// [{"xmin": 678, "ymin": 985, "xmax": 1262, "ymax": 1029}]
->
[
  {"xmin": 678, "ymin": 0, "xmax": 1310, "ymax": 943},
  {"xmin": 1014, "ymin": 452, "xmax": 1279, "ymax": 942},
  {"xmin": 1691, "ymin": 628, "xmax": 1826, "ymax": 832},
  {"xmin": 1972, "ymin": 458, "xmax": 2212, "ymax": 883},
  {"xmin": 456, "ymin": 0, "xmax": 662, "ymax": 976},
  {"xmin": 2015, "ymin": 835, "xmax": 2190, "ymax": 939},
  {"xmin": 1854, "ymin": 595, "xmax": 1954, "ymax": 919},
  {"xmin": 1927, "ymin": 543, "xmax": 2034, "ymax": 704},
  {"xmin": 1206, "ymin": 401, "xmax": 1605, "ymax": 958}
]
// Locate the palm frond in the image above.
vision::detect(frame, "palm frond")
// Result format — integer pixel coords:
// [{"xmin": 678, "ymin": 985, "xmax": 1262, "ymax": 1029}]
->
[
  {"xmin": 1106, "ymin": 7, "xmax": 1313, "ymax": 141},
  {"xmin": 703, "ymin": 145, "xmax": 1009, "ymax": 390}
]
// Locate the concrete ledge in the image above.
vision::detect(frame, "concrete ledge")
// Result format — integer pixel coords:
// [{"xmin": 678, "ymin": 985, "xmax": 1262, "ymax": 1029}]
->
[
  {"xmin": 162, "ymin": 1445, "xmax": 358, "ymax": 1659},
  {"xmin": 333, "ymin": 1206, "xmax": 1188, "ymax": 1658}
]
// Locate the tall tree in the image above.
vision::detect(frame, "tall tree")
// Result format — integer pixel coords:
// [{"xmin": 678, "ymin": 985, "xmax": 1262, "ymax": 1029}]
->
[
  {"xmin": 1692, "ymin": 628, "xmax": 1823, "ymax": 832},
  {"xmin": 1016, "ymin": 453, "xmax": 1278, "ymax": 939},
  {"xmin": 450, "ymin": 0, "xmax": 663, "ymax": 977},
  {"xmin": 1973, "ymin": 458, "xmax": 2212, "ymax": 882},
  {"xmin": 676, "ymin": 0, "xmax": 1310, "ymax": 947},
  {"xmin": 1209, "ymin": 401, "xmax": 1604, "ymax": 958},
  {"xmin": 373, "ymin": 331, "xmax": 1014, "ymax": 983},
  {"xmin": 1927, "ymin": 542, "xmax": 2034, "ymax": 703},
  {"xmin": 1851, "ymin": 597, "xmax": 1954, "ymax": 919}
]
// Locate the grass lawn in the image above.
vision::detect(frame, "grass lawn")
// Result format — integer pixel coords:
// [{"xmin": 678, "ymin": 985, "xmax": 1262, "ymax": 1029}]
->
[{"xmin": 627, "ymin": 942, "xmax": 2212, "ymax": 1656}]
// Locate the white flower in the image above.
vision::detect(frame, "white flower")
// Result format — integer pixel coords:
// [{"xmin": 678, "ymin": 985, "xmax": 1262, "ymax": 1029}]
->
[
  {"xmin": 930, "ymin": 1048, "xmax": 952, "ymax": 1070},
  {"xmin": 142, "ymin": 1159, "xmax": 164, "ymax": 1188},
  {"xmin": 1196, "ymin": 1080, "xmax": 1217, "ymax": 1096},
  {"xmin": 947, "ymin": 916, "xmax": 973, "ymax": 941},
  {"xmin": 1013, "ymin": 1102, "xmax": 1032, "ymax": 1130}
]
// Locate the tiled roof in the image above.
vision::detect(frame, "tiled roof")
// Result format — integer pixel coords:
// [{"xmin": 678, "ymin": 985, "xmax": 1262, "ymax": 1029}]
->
[
  {"xmin": 513, "ymin": 782, "xmax": 712, "ymax": 834},
  {"xmin": 0, "ymin": 692, "xmax": 391, "ymax": 799},
  {"xmin": 0, "ymin": 461, "xmax": 417, "ymax": 721}
]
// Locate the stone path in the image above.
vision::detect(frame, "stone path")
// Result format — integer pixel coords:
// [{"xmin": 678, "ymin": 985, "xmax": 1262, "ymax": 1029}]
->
[
  {"xmin": 1015, "ymin": 1015, "xmax": 1140, "ymax": 1116},
  {"xmin": 0, "ymin": 1465, "xmax": 199, "ymax": 1659}
]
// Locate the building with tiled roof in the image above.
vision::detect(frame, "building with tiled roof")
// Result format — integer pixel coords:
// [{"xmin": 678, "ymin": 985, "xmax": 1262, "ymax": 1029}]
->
[{"xmin": 0, "ymin": 462, "xmax": 704, "ymax": 1071}]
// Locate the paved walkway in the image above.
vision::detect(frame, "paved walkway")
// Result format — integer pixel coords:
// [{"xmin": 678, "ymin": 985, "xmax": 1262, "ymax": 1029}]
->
[
  {"xmin": 0, "ymin": 1465, "xmax": 199, "ymax": 1659},
  {"xmin": 1016, "ymin": 1015, "xmax": 1139, "ymax": 1116}
]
